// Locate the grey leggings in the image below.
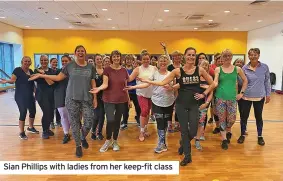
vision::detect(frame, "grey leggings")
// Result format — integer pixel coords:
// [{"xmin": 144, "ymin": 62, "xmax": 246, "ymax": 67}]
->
[{"xmin": 66, "ymin": 98, "xmax": 94, "ymax": 147}]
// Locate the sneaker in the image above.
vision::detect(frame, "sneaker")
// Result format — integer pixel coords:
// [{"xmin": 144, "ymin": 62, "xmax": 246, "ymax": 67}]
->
[
  {"xmin": 100, "ymin": 140, "xmax": 113, "ymax": 152},
  {"xmin": 221, "ymin": 140, "xmax": 229, "ymax": 150},
  {"xmin": 42, "ymin": 131, "xmax": 49, "ymax": 139},
  {"xmin": 76, "ymin": 146, "xmax": 82, "ymax": 158},
  {"xmin": 120, "ymin": 124, "xmax": 128, "ymax": 130},
  {"xmin": 154, "ymin": 144, "xmax": 168, "ymax": 153},
  {"xmin": 226, "ymin": 132, "xmax": 232, "ymax": 144},
  {"xmin": 212, "ymin": 127, "xmax": 220, "ymax": 134},
  {"xmin": 112, "ymin": 140, "xmax": 120, "ymax": 151},
  {"xmin": 19, "ymin": 132, "xmax": 28, "ymax": 140},
  {"xmin": 258, "ymin": 137, "xmax": 265, "ymax": 146},
  {"xmin": 200, "ymin": 136, "xmax": 205, "ymax": 141},
  {"xmin": 91, "ymin": 132, "xmax": 97, "ymax": 140},
  {"xmin": 208, "ymin": 118, "xmax": 213, "ymax": 124},
  {"xmin": 62, "ymin": 134, "xmax": 70, "ymax": 144},
  {"xmin": 27, "ymin": 127, "xmax": 39, "ymax": 134},
  {"xmin": 180, "ymin": 155, "xmax": 192, "ymax": 166},
  {"xmin": 195, "ymin": 140, "xmax": 202, "ymax": 150},
  {"xmin": 50, "ymin": 122, "xmax": 55, "ymax": 129},
  {"xmin": 237, "ymin": 135, "xmax": 245, "ymax": 144},
  {"xmin": 168, "ymin": 125, "xmax": 174, "ymax": 133},
  {"xmin": 97, "ymin": 133, "xmax": 104, "ymax": 140},
  {"xmin": 48, "ymin": 130, "xmax": 54, "ymax": 136},
  {"xmin": 81, "ymin": 139, "xmax": 89, "ymax": 149}
]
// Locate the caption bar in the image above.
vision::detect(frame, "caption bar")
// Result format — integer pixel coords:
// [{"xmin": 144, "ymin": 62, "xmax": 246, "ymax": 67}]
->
[{"xmin": 0, "ymin": 161, "xmax": 179, "ymax": 175}]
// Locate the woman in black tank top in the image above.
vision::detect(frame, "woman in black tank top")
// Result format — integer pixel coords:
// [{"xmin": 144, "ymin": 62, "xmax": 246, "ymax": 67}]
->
[{"xmin": 139, "ymin": 47, "xmax": 214, "ymax": 166}]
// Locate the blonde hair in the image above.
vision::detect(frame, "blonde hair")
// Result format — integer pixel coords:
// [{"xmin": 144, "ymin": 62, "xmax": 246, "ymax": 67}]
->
[
  {"xmin": 221, "ymin": 49, "xmax": 233, "ymax": 56},
  {"xmin": 157, "ymin": 55, "xmax": 169, "ymax": 68},
  {"xmin": 233, "ymin": 58, "xmax": 244, "ymax": 65},
  {"xmin": 103, "ymin": 56, "xmax": 110, "ymax": 61},
  {"xmin": 171, "ymin": 50, "xmax": 182, "ymax": 56},
  {"xmin": 200, "ymin": 60, "xmax": 210, "ymax": 72}
]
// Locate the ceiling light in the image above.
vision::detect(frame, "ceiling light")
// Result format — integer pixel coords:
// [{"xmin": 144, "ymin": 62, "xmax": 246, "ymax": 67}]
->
[
  {"xmin": 158, "ymin": 19, "xmax": 163, "ymax": 22},
  {"xmin": 69, "ymin": 26, "xmax": 73, "ymax": 28},
  {"xmin": 208, "ymin": 19, "xmax": 213, "ymax": 22},
  {"xmin": 164, "ymin": 9, "xmax": 170, "ymax": 12},
  {"xmin": 224, "ymin": 10, "xmax": 231, "ymax": 13},
  {"xmin": 194, "ymin": 27, "xmax": 198, "ymax": 30},
  {"xmin": 102, "ymin": 8, "xmax": 108, "ymax": 11},
  {"xmin": 0, "ymin": 16, "xmax": 6, "ymax": 19},
  {"xmin": 54, "ymin": 17, "xmax": 59, "ymax": 20},
  {"xmin": 112, "ymin": 27, "xmax": 115, "ymax": 29},
  {"xmin": 257, "ymin": 20, "xmax": 262, "ymax": 22},
  {"xmin": 234, "ymin": 28, "xmax": 239, "ymax": 30},
  {"xmin": 107, "ymin": 18, "xmax": 112, "ymax": 21},
  {"xmin": 25, "ymin": 26, "xmax": 30, "ymax": 28}
]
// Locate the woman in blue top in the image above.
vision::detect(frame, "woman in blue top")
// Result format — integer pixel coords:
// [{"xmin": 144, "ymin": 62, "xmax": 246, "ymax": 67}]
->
[{"xmin": 0, "ymin": 56, "xmax": 39, "ymax": 139}]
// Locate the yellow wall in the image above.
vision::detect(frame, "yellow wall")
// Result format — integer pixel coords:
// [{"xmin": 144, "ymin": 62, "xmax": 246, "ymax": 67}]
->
[{"xmin": 23, "ymin": 29, "xmax": 247, "ymax": 66}]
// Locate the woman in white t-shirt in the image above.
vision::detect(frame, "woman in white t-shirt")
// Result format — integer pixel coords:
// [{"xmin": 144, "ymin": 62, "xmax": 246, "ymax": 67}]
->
[{"xmin": 125, "ymin": 55, "xmax": 177, "ymax": 153}]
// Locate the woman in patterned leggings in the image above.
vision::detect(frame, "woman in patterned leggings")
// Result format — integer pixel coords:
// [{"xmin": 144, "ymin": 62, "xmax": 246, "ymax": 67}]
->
[{"xmin": 214, "ymin": 49, "xmax": 247, "ymax": 150}]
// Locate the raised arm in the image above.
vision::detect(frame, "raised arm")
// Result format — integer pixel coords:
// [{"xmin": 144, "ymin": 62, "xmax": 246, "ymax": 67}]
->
[
  {"xmin": 0, "ymin": 74, "xmax": 17, "ymax": 84},
  {"xmin": 160, "ymin": 42, "xmax": 173, "ymax": 65}
]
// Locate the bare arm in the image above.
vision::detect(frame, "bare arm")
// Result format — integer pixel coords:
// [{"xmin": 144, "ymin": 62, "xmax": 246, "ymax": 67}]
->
[
  {"xmin": 128, "ymin": 67, "xmax": 139, "ymax": 82},
  {"xmin": 213, "ymin": 67, "xmax": 220, "ymax": 88},
  {"xmin": 142, "ymin": 69, "xmax": 178, "ymax": 86},
  {"xmin": 160, "ymin": 42, "xmax": 173, "ymax": 65},
  {"xmin": 0, "ymin": 74, "xmax": 17, "ymax": 84},
  {"xmin": 199, "ymin": 67, "xmax": 215, "ymax": 95},
  {"xmin": 98, "ymin": 75, "xmax": 109, "ymax": 91},
  {"xmin": 45, "ymin": 78, "xmax": 54, "ymax": 85},
  {"xmin": 125, "ymin": 83, "xmax": 151, "ymax": 90},
  {"xmin": 237, "ymin": 67, "xmax": 248, "ymax": 93},
  {"xmin": 31, "ymin": 72, "xmax": 67, "ymax": 82}
]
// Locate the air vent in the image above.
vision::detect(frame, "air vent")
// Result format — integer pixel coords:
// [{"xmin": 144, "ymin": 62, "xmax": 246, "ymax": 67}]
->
[
  {"xmin": 78, "ymin": 13, "xmax": 99, "ymax": 19},
  {"xmin": 250, "ymin": 0, "xmax": 269, "ymax": 5},
  {"xmin": 201, "ymin": 23, "xmax": 220, "ymax": 29},
  {"xmin": 70, "ymin": 22, "xmax": 96, "ymax": 28},
  {"xmin": 185, "ymin": 14, "xmax": 204, "ymax": 20}
]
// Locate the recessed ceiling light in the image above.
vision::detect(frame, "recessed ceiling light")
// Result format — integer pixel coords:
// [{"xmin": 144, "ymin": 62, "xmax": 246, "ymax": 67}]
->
[
  {"xmin": 224, "ymin": 10, "xmax": 231, "ymax": 13},
  {"xmin": 234, "ymin": 28, "xmax": 239, "ymax": 30},
  {"xmin": 164, "ymin": 9, "xmax": 170, "ymax": 12},
  {"xmin": 257, "ymin": 20, "xmax": 262, "ymax": 22},
  {"xmin": 208, "ymin": 19, "xmax": 213, "ymax": 22},
  {"xmin": 69, "ymin": 26, "xmax": 73, "ymax": 28},
  {"xmin": 107, "ymin": 18, "xmax": 112, "ymax": 21},
  {"xmin": 0, "ymin": 16, "xmax": 6, "ymax": 19},
  {"xmin": 112, "ymin": 27, "xmax": 115, "ymax": 29},
  {"xmin": 25, "ymin": 26, "xmax": 30, "ymax": 28},
  {"xmin": 102, "ymin": 8, "xmax": 108, "ymax": 11},
  {"xmin": 54, "ymin": 17, "xmax": 59, "ymax": 20},
  {"xmin": 158, "ymin": 19, "xmax": 163, "ymax": 22},
  {"xmin": 194, "ymin": 27, "xmax": 198, "ymax": 30}
]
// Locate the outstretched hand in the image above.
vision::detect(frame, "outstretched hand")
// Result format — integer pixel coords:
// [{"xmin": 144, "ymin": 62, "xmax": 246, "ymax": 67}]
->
[
  {"xmin": 28, "ymin": 74, "xmax": 41, "ymax": 81},
  {"xmin": 89, "ymin": 88, "xmax": 101, "ymax": 94},
  {"xmin": 0, "ymin": 78, "xmax": 8, "ymax": 84},
  {"xmin": 123, "ymin": 86, "xmax": 134, "ymax": 91},
  {"xmin": 137, "ymin": 77, "xmax": 150, "ymax": 83}
]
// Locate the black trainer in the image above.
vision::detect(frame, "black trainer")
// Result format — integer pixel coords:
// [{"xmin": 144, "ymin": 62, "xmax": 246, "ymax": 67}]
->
[
  {"xmin": 221, "ymin": 140, "xmax": 229, "ymax": 150},
  {"xmin": 27, "ymin": 127, "xmax": 39, "ymax": 134},
  {"xmin": 62, "ymin": 134, "xmax": 70, "ymax": 144},
  {"xmin": 208, "ymin": 118, "xmax": 213, "ymax": 124},
  {"xmin": 42, "ymin": 131, "xmax": 49, "ymax": 139},
  {"xmin": 91, "ymin": 133, "xmax": 97, "ymax": 140},
  {"xmin": 19, "ymin": 132, "xmax": 28, "ymax": 140},
  {"xmin": 76, "ymin": 146, "xmax": 83, "ymax": 158},
  {"xmin": 82, "ymin": 139, "xmax": 89, "ymax": 149},
  {"xmin": 237, "ymin": 135, "xmax": 245, "ymax": 144},
  {"xmin": 97, "ymin": 133, "xmax": 104, "ymax": 140},
  {"xmin": 258, "ymin": 137, "xmax": 265, "ymax": 146},
  {"xmin": 213, "ymin": 127, "xmax": 220, "ymax": 134},
  {"xmin": 120, "ymin": 124, "xmax": 128, "ymax": 130},
  {"xmin": 48, "ymin": 130, "xmax": 54, "ymax": 136},
  {"xmin": 180, "ymin": 155, "xmax": 192, "ymax": 166},
  {"xmin": 226, "ymin": 132, "xmax": 232, "ymax": 144}
]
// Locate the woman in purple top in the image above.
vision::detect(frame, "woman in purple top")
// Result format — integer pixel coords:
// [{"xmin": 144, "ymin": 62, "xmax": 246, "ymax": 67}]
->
[{"xmin": 238, "ymin": 48, "xmax": 271, "ymax": 146}]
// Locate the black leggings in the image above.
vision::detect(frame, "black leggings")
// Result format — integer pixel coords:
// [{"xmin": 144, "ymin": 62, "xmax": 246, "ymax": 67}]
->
[
  {"xmin": 175, "ymin": 103, "xmax": 199, "ymax": 156},
  {"xmin": 122, "ymin": 93, "xmax": 141, "ymax": 125},
  {"xmin": 170, "ymin": 102, "xmax": 179, "ymax": 122},
  {"xmin": 38, "ymin": 96, "xmax": 54, "ymax": 132},
  {"xmin": 15, "ymin": 98, "xmax": 36, "ymax": 121},
  {"xmin": 152, "ymin": 103, "xmax": 174, "ymax": 130},
  {"xmin": 104, "ymin": 102, "xmax": 126, "ymax": 140},
  {"xmin": 92, "ymin": 99, "xmax": 105, "ymax": 134}
]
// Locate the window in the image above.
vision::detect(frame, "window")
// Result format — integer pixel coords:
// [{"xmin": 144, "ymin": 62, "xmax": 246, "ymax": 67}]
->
[{"xmin": 0, "ymin": 43, "xmax": 14, "ymax": 87}]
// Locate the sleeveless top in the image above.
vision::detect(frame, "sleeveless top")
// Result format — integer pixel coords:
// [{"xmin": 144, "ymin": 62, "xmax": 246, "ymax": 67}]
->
[
  {"xmin": 136, "ymin": 65, "xmax": 155, "ymax": 98},
  {"xmin": 176, "ymin": 67, "xmax": 200, "ymax": 107},
  {"xmin": 215, "ymin": 66, "xmax": 237, "ymax": 100}
]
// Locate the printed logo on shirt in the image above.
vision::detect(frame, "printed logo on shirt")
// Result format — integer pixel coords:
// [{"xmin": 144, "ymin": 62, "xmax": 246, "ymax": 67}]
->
[
  {"xmin": 182, "ymin": 76, "xmax": 199, "ymax": 84},
  {"xmin": 73, "ymin": 68, "xmax": 91, "ymax": 77}
]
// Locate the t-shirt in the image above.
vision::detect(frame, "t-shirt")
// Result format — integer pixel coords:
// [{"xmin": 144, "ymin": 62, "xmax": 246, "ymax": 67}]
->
[
  {"xmin": 12, "ymin": 67, "xmax": 35, "ymax": 103},
  {"xmin": 61, "ymin": 61, "xmax": 96, "ymax": 101},
  {"xmin": 34, "ymin": 68, "xmax": 56, "ymax": 102},
  {"xmin": 102, "ymin": 66, "xmax": 129, "ymax": 103},
  {"xmin": 54, "ymin": 68, "xmax": 68, "ymax": 108},
  {"xmin": 151, "ymin": 71, "xmax": 175, "ymax": 107},
  {"xmin": 126, "ymin": 68, "xmax": 136, "ymax": 94}
]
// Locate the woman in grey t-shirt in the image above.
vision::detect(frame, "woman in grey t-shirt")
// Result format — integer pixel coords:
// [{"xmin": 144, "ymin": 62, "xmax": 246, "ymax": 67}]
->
[{"xmin": 29, "ymin": 45, "xmax": 97, "ymax": 158}]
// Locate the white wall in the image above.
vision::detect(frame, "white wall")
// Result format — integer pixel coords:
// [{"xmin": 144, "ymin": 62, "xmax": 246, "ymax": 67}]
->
[
  {"xmin": 247, "ymin": 22, "xmax": 283, "ymax": 90},
  {"xmin": 0, "ymin": 22, "xmax": 23, "ymax": 68}
]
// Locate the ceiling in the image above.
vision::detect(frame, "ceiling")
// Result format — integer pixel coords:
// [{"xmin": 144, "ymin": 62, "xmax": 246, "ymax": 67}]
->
[{"xmin": 0, "ymin": 0, "xmax": 283, "ymax": 31}]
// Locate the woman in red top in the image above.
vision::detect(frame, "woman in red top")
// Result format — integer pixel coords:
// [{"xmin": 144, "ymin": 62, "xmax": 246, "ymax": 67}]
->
[{"xmin": 90, "ymin": 50, "xmax": 130, "ymax": 153}]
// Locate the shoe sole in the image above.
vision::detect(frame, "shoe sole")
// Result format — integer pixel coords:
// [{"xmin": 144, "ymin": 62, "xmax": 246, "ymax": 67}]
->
[
  {"xmin": 113, "ymin": 148, "xmax": 120, "ymax": 151},
  {"xmin": 100, "ymin": 148, "xmax": 109, "ymax": 153},
  {"xmin": 19, "ymin": 136, "xmax": 28, "ymax": 140},
  {"xmin": 155, "ymin": 148, "xmax": 168, "ymax": 154},
  {"xmin": 27, "ymin": 130, "xmax": 39, "ymax": 134}
]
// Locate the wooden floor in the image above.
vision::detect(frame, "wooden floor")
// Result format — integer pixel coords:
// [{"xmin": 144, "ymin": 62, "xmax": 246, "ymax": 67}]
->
[{"xmin": 0, "ymin": 92, "xmax": 283, "ymax": 181}]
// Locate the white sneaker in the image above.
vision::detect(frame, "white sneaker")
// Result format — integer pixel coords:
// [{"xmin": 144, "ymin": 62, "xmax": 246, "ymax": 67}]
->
[
  {"xmin": 112, "ymin": 140, "xmax": 120, "ymax": 151},
  {"xmin": 100, "ymin": 140, "xmax": 113, "ymax": 152}
]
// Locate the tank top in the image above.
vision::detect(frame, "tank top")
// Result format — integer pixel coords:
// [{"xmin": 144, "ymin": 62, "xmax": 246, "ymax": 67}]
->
[
  {"xmin": 215, "ymin": 66, "xmax": 237, "ymax": 100},
  {"xmin": 95, "ymin": 71, "xmax": 103, "ymax": 100},
  {"xmin": 176, "ymin": 67, "xmax": 200, "ymax": 107},
  {"xmin": 136, "ymin": 65, "xmax": 155, "ymax": 98}
]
